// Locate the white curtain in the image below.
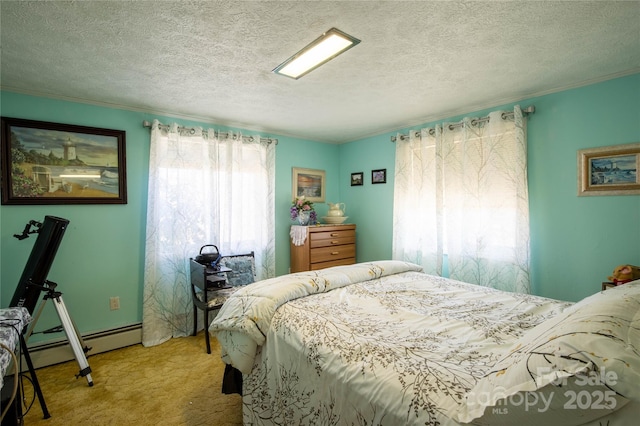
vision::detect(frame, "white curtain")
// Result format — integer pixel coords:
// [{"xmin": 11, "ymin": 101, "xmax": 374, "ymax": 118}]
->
[
  {"xmin": 393, "ymin": 106, "xmax": 530, "ymax": 293},
  {"xmin": 142, "ymin": 120, "xmax": 276, "ymax": 347}
]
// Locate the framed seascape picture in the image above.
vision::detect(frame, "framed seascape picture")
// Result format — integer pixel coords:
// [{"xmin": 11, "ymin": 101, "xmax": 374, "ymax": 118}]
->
[
  {"xmin": 1, "ymin": 117, "xmax": 127, "ymax": 204},
  {"xmin": 292, "ymin": 167, "xmax": 325, "ymax": 202},
  {"xmin": 577, "ymin": 142, "xmax": 640, "ymax": 196},
  {"xmin": 350, "ymin": 172, "xmax": 363, "ymax": 186},
  {"xmin": 372, "ymin": 168, "xmax": 387, "ymax": 184}
]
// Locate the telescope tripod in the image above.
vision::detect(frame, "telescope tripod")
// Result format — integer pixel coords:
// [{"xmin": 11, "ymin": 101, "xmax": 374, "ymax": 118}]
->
[{"xmin": 25, "ymin": 280, "xmax": 94, "ymax": 387}]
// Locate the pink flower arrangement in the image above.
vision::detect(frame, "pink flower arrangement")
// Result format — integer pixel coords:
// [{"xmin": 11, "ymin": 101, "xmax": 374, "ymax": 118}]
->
[{"xmin": 290, "ymin": 196, "xmax": 317, "ymax": 223}]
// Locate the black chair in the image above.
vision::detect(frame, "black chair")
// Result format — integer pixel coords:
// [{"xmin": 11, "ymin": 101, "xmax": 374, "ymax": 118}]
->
[{"xmin": 190, "ymin": 251, "xmax": 256, "ymax": 353}]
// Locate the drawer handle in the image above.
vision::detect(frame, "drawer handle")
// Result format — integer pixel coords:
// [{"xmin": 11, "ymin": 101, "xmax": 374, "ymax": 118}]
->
[
  {"xmin": 331, "ymin": 251, "xmax": 340, "ymax": 255},
  {"xmin": 331, "ymin": 240, "xmax": 339, "ymax": 244},
  {"xmin": 330, "ymin": 233, "xmax": 339, "ymax": 237}
]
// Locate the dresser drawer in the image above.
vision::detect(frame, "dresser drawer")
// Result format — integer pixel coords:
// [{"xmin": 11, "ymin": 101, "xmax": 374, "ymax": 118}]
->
[
  {"xmin": 311, "ymin": 228, "xmax": 355, "ymax": 241},
  {"xmin": 310, "ymin": 230, "xmax": 355, "ymax": 248},
  {"xmin": 310, "ymin": 244, "xmax": 356, "ymax": 264},
  {"xmin": 310, "ymin": 257, "xmax": 356, "ymax": 271}
]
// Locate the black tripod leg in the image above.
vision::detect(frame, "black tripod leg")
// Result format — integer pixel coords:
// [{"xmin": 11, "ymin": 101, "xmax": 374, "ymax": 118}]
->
[{"xmin": 19, "ymin": 334, "xmax": 50, "ymax": 419}]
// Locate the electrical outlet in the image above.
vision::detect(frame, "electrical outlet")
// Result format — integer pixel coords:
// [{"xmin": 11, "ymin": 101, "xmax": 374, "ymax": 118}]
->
[{"xmin": 110, "ymin": 296, "xmax": 120, "ymax": 310}]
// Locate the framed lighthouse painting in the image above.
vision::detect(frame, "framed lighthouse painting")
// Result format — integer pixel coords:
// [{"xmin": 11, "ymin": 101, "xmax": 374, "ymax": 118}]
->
[
  {"xmin": 1, "ymin": 117, "xmax": 127, "ymax": 204},
  {"xmin": 577, "ymin": 142, "xmax": 640, "ymax": 196}
]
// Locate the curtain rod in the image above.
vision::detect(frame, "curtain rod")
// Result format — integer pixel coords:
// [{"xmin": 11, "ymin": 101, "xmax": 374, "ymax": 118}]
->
[
  {"xmin": 390, "ymin": 105, "xmax": 535, "ymax": 142},
  {"xmin": 142, "ymin": 120, "xmax": 278, "ymax": 145}
]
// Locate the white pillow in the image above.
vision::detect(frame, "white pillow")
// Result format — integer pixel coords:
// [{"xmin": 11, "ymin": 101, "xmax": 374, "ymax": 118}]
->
[{"xmin": 455, "ymin": 280, "xmax": 640, "ymax": 425}]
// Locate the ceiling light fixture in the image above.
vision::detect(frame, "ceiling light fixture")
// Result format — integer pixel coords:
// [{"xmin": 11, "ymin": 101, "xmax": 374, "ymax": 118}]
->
[{"xmin": 273, "ymin": 27, "xmax": 361, "ymax": 79}]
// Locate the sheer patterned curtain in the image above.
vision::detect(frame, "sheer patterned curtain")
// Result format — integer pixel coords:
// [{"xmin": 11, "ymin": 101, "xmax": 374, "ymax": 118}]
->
[
  {"xmin": 142, "ymin": 120, "xmax": 275, "ymax": 347},
  {"xmin": 392, "ymin": 127, "xmax": 441, "ymax": 274},
  {"xmin": 393, "ymin": 106, "xmax": 530, "ymax": 293}
]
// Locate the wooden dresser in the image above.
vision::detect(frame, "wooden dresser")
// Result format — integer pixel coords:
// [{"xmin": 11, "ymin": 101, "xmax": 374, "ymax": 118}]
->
[{"xmin": 290, "ymin": 224, "xmax": 356, "ymax": 272}]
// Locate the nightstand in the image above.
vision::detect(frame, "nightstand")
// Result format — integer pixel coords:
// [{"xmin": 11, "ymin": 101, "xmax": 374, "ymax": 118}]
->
[{"xmin": 189, "ymin": 259, "xmax": 233, "ymax": 353}]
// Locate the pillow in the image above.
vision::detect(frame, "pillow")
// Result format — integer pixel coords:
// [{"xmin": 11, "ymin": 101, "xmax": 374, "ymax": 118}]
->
[
  {"xmin": 455, "ymin": 280, "xmax": 640, "ymax": 425},
  {"xmin": 220, "ymin": 255, "xmax": 255, "ymax": 287}
]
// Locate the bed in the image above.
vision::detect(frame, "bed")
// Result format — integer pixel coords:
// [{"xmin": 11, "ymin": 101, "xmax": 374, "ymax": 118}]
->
[
  {"xmin": 209, "ymin": 261, "xmax": 640, "ymax": 425},
  {"xmin": 1, "ymin": 307, "xmax": 31, "ymax": 421}
]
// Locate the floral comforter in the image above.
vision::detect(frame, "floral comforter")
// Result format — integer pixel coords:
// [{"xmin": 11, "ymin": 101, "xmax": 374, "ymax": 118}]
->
[
  {"xmin": 209, "ymin": 261, "xmax": 635, "ymax": 425},
  {"xmin": 1, "ymin": 307, "xmax": 31, "ymax": 390}
]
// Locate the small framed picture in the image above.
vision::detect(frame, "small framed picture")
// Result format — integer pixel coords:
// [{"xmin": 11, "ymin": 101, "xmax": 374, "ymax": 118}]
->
[
  {"xmin": 371, "ymin": 169, "xmax": 386, "ymax": 184},
  {"xmin": 292, "ymin": 167, "xmax": 326, "ymax": 202},
  {"xmin": 577, "ymin": 142, "xmax": 640, "ymax": 196},
  {"xmin": 350, "ymin": 172, "xmax": 363, "ymax": 186}
]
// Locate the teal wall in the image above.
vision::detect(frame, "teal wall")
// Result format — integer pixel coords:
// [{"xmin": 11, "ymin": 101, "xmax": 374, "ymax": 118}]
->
[
  {"xmin": 340, "ymin": 73, "xmax": 640, "ymax": 302},
  {"xmin": 1, "ymin": 73, "xmax": 639, "ymax": 346},
  {"xmin": 0, "ymin": 94, "xmax": 151, "ymax": 343},
  {"xmin": 275, "ymin": 137, "xmax": 340, "ymax": 273},
  {"xmin": 0, "ymin": 91, "xmax": 338, "ymax": 343}
]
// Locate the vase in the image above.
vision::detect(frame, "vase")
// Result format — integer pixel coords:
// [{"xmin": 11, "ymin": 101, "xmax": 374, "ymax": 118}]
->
[{"xmin": 297, "ymin": 210, "xmax": 311, "ymax": 225}]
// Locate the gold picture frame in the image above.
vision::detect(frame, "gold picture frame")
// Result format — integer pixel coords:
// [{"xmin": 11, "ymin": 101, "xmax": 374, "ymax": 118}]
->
[
  {"xmin": 292, "ymin": 167, "xmax": 325, "ymax": 202},
  {"xmin": 577, "ymin": 142, "xmax": 640, "ymax": 196}
]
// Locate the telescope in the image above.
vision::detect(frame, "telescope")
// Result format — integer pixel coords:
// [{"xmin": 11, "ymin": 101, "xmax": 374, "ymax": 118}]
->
[
  {"xmin": 8, "ymin": 215, "xmax": 94, "ymax": 420},
  {"xmin": 10, "ymin": 216, "xmax": 69, "ymax": 314}
]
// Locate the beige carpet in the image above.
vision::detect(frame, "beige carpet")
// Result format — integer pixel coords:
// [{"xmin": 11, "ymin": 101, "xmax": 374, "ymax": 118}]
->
[{"xmin": 21, "ymin": 332, "xmax": 242, "ymax": 425}]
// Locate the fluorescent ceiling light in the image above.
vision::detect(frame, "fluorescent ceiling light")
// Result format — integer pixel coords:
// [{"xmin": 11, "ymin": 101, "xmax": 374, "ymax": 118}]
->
[{"xmin": 273, "ymin": 28, "xmax": 360, "ymax": 79}]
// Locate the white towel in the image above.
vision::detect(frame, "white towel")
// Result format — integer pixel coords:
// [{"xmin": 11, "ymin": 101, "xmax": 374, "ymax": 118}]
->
[{"xmin": 290, "ymin": 225, "xmax": 308, "ymax": 246}]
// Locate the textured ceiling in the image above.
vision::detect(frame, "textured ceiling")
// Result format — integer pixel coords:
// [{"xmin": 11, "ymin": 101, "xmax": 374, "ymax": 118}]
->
[{"xmin": 1, "ymin": 1, "xmax": 639, "ymax": 143}]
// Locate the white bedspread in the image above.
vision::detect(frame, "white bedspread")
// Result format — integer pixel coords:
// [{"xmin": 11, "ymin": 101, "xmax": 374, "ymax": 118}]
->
[
  {"xmin": 210, "ymin": 261, "xmax": 576, "ymax": 424},
  {"xmin": 210, "ymin": 261, "xmax": 425, "ymax": 373},
  {"xmin": 1, "ymin": 307, "xmax": 31, "ymax": 390}
]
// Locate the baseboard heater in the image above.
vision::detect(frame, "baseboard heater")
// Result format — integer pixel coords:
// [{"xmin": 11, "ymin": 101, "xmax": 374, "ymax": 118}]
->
[{"xmin": 22, "ymin": 323, "xmax": 142, "ymax": 370}]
